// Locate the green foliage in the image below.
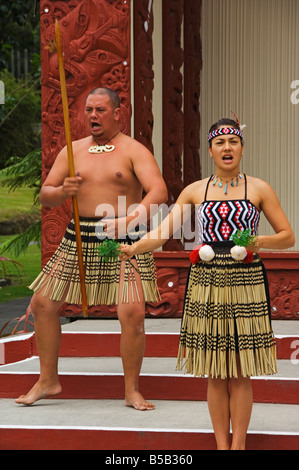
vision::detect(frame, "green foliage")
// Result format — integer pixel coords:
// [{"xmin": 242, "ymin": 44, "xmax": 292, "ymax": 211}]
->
[
  {"xmin": 0, "ymin": 148, "xmax": 42, "ymax": 257},
  {"xmin": 0, "ymin": 241, "xmax": 41, "ymax": 304},
  {"xmin": 98, "ymin": 239, "xmax": 139, "ymax": 273},
  {"xmin": 0, "ymin": 0, "xmax": 39, "ymax": 70},
  {"xmin": 0, "ymin": 255, "xmax": 23, "ymax": 279},
  {"xmin": 231, "ymin": 229, "xmax": 257, "ymax": 247},
  {"xmin": 0, "ymin": 220, "xmax": 41, "ymax": 258},
  {"xmin": 0, "ymin": 148, "xmax": 42, "ymax": 206},
  {"xmin": 0, "ymin": 71, "xmax": 41, "ymax": 169},
  {"xmin": 98, "ymin": 239, "xmax": 121, "ymax": 262}
]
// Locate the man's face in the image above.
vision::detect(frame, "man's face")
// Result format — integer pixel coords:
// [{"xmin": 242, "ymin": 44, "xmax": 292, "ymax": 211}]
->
[{"xmin": 85, "ymin": 93, "xmax": 117, "ymax": 138}]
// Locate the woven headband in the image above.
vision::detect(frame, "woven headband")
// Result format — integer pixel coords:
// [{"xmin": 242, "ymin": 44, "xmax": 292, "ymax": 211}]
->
[{"xmin": 208, "ymin": 127, "xmax": 243, "ymax": 142}]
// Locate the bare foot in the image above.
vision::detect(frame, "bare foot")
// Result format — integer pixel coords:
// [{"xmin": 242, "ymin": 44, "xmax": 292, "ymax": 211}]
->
[
  {"xmin": 15, "ymin": 380, "xmax": 62, "ymax": 405},
  {"xmin": 125, "ymin": 391, "xmax": 155, "ymax": 411}
]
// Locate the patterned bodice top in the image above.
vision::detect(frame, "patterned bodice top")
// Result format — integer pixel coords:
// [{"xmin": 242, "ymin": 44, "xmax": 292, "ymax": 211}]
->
[{"xmin": 197, "ymin": 174, "xmax": 260, "ymax": 244}]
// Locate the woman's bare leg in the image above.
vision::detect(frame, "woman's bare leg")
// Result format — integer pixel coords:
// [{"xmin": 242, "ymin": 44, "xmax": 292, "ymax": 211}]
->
[{"xmin": 207, "ymin": 377, "xmax": 231, "ymax": 450}]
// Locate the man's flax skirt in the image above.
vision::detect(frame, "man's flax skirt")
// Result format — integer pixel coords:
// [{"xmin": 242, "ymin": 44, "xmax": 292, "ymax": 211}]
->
[
  {"xmin": 177, "ymin": 243, "xmax": 277, "ymax": 379},
  {"xmin": 30, "ymin": 217, "xmax": 160, "ymax": 306}
]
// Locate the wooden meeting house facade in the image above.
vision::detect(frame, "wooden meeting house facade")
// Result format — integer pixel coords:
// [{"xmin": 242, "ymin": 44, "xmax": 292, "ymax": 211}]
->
[{"xmin": 40, "ymin": 0, "xmax": 299, "ymax": 320}]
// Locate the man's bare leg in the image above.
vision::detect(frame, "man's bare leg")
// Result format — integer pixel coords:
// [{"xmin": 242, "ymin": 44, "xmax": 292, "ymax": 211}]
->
[
  {"xmin": 15, "ymin": 292, "xmax": 64, "ymax": 405},
  {"xmin": 117, "ymin": 261, "xmax": 155, "ymax": 411}
]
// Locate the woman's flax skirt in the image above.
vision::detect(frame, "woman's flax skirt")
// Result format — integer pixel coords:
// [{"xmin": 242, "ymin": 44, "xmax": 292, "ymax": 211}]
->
[
  {"xmin": 177, "ymin": 245, "xmax": 277, "ymax": 379},
  {"xmin": 30, "ymin": 217, "xmax": 160, "ymax": 306}
]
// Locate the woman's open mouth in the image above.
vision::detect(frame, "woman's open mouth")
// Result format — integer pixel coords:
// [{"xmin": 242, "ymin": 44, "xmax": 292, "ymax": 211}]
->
[{"xmin": 222, "ymin": 155, "xmax": 233, "ymax": 162}]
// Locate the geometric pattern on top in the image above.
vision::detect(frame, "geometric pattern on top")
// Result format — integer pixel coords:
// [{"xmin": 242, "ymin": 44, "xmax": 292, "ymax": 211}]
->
[{"xmin": 197, "ymin": 199, "xmax": 260, "ymax": 244}]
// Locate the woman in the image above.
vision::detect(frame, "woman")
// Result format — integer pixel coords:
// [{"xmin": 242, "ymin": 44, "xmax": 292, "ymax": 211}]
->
[{"xmin": 119, "ymin": 118, "xmax": 295, "ymax": 449}]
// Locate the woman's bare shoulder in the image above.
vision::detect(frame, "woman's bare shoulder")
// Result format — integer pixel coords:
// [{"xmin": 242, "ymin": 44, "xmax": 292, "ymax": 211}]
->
[
  {"xmin": 178, "ymin": 178, "xmax": 210, "ymax": 204},
  {"xmin": 247, "ymin": 175, "xmax": 274, "ymax": 193}
]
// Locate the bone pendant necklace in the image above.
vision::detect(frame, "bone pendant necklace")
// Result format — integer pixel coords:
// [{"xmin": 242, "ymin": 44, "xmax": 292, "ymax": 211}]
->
[{"xmin": 89, "ymin": 131, "xmax": 120, "ymax": 154}]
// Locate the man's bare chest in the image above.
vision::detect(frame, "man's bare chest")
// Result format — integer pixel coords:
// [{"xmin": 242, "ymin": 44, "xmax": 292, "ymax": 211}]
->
[{"xmin": 75, "ymin": 153, "xmax": 137, "ymax": 187}]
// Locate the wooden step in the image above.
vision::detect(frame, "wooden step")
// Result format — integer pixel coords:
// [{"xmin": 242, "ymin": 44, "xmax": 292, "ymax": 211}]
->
[
  {"xmin": 1, "ymin": 319, "xmax": 298, "ymax": 364},
  {"xmin": 0, "ymin": 357, "xmax": 298, "ymax": 404},
  {"xmin": 0, "ymin": 399, "xmax": 298, "ymax": 450},
  {"xmin": 1, "ymin": 319, "xmax": 299, "ymax": 450}
]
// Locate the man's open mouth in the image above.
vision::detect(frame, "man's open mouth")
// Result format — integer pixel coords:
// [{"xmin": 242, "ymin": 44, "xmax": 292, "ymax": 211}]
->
[{"xmin": 222, "ymin": 155, "xmax": 233, "ymax": 162}]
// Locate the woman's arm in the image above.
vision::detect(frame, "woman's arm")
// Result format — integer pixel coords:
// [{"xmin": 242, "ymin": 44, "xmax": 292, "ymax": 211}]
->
[
  {"xmin": 252, "ymin": 180, "xmax": 295, "ymax": 251},
  {"xmin": 120, "ymin": 185, "xmax": 194, "ymax": 259}
]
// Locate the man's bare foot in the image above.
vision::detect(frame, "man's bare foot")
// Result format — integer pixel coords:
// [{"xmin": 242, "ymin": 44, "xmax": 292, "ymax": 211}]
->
[
  {"xmin": 125, "ymin": 391, "xmax": 155, "ymax": 411},
  {"xmin": 15, "ymin": 380, "xmax": 62, "ymax": 405}
]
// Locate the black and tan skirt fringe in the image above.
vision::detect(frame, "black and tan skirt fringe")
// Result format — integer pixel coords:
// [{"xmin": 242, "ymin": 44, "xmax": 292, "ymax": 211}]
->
[
  {"xmin": 177, "ymin": 242, "xmax": 277, "ymax": 379},
  {"xmin": 30, "ymin": 217, "xmax": 160, "ymax": 306}
]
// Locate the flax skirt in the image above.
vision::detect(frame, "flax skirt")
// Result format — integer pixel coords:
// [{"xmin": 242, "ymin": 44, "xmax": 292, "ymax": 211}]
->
[
  {"xmin": 177, "ymin": 243, "xmax": 277, "ymax": 379},
  {"xmin": 30, "ymin": 217, "xmax": 160, "ymax": 306}
]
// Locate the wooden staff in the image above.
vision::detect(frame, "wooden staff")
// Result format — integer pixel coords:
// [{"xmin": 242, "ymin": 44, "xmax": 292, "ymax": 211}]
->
[{"xmin": 55, "ymin": 19, "xmax": 88, "ymax": 317}]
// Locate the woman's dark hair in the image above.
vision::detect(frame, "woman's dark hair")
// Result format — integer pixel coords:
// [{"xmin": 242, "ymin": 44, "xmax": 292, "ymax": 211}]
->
[{"xmin": 208, "ymin": 118, "xmax": 244, "ymax": 147}]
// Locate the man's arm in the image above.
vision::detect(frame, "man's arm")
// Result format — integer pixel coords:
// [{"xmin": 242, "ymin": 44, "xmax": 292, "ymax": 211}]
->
[
  {"xmin": 39, "ymin": 146, "xmax": 83, "ymax": 208},
  {"xmin": 126, "ymin": 141, "xmax": 168, "ymax": 223}
]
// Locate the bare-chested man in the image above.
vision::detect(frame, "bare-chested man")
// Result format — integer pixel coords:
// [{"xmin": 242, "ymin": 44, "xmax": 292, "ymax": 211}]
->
[{"xmin": 15, "ymin": 87, "xmax": 168, "ymax": 410}]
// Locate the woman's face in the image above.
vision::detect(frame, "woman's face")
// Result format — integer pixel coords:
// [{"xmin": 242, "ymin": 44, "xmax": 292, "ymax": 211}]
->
[{"xmin": 208, "ymin": 126, "xmax": 244, "ymax": 173}]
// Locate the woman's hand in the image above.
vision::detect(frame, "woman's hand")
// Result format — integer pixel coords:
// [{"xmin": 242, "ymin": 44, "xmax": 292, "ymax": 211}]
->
[
  {"xmin": 119, "ymin": 243, "xmax": 136, "ymax": 261},
  {"xmin": 247, "ymin": 236, "xmax": 260, "ymax": 253}
]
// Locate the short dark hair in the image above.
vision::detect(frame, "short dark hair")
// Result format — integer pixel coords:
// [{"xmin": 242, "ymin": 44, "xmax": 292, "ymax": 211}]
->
[
  {"xmin": 88, "ymin": 87, "xmax": 120, "ymax": 110},
  {"xmin": 208, "ymin": 118, "xmax": 244, "ymax": 147}
]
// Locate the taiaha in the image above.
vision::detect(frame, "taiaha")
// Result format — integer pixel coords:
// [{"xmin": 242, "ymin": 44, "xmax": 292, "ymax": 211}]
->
[{"xmin": 54, "ymin": 20, "xmax": 88, "ymax": 317}]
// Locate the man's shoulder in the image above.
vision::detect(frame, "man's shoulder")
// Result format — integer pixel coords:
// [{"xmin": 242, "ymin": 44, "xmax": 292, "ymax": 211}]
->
[
  {"xmin": 72, "ymin": 136, "xmax": 92, "ymax": 148},
  {"xmin": 120, "ymin": 133, "xmax": 156, "ymax": 159}
]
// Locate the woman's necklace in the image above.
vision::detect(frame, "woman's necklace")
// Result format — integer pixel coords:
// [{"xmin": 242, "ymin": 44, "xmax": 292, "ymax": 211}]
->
[
  {"xmin": 88, "ymin": 131, "xmax": 120, "ymax": 154},
  {"xmin": 211, "ymin": 173, "xmax": 243, "ymax": 195}
]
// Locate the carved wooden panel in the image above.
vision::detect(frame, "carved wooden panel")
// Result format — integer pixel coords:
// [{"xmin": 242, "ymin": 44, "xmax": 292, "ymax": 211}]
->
[
  {"xmin": 267, "ymin": 272, "xmax": 299, "ymax": 320},
  {"xmin": 40, "ymin": 0, "xmax": 131, "ymax": 258},
  {"xmin": 183, "ymin": 0, "xmax": 202, "ymax": 187},
  {"xmin": 40, "ymin": 0, "xmax": 131, "ymax": 317},
  {"xmin": 162, "ymin": 0, "xmax": 184, "ymax": 251},
  {"xmin": 133, "ymin": 0, "xmax": 154, "ymax": 153}
]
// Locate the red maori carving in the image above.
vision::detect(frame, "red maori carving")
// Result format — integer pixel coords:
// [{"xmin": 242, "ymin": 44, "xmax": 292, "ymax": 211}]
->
[
  {"xmin": 133, "ymin": 0, "xmax": 155, "ymax": 153},
  {"xmin": 40, "ymin": 0, "xmax": 131, "ymax": 316},
  {"xmin": 267, "ymin": 271, "xmax": 299, "ymax": 320},
  {"xmin": 41, "ymin": 0, "xmax": 131, "ymax": 187},
  {"xmin": 162, "ymin": 0, "xmax": 184, "ymax": 251},
  {"xmin": 183, "ymin": 0, "xmax": 202, "ymax": 187}
]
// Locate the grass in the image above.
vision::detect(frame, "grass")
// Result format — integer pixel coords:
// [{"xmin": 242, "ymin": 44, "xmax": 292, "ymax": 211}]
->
[
  {"xmin": 0, "ymin": 183, "xmax": 39, "ymax": 221},
  {"xmin": 0, "ymin": 184, "xmax": 41, "ymax": 303},
  {"xmin": 0, "ymin": 239, "xmax": 41, "ymax": 303}
]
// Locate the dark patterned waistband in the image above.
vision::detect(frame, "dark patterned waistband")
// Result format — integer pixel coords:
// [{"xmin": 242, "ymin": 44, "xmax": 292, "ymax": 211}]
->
[{"xmin": 68, "ymin": 217, "xmax": 147, "ymax": 242}]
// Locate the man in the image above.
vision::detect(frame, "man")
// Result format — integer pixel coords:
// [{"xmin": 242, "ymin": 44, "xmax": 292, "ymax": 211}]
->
[{"xmin": 15, "ymin": 87, "xmax": 168, "ymax": 411}]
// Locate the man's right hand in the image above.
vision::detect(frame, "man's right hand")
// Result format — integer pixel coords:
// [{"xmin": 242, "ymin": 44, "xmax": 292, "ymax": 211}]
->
[{"xmin": 62, "ymin": 174, "xmax": 83, "ymax": 198}]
